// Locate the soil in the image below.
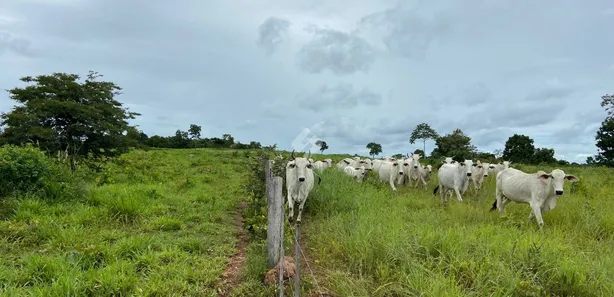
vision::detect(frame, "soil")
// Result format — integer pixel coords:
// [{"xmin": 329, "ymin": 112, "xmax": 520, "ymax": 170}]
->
[{"xmin": 217, "ymin": 201, "xmax": 249, "ymax": 297}]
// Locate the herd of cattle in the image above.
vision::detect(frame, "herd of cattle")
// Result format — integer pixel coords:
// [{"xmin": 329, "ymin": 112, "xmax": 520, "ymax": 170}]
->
[{"xmin": 282, "ymin": 151, "xmax": 580, "ymax": 228}]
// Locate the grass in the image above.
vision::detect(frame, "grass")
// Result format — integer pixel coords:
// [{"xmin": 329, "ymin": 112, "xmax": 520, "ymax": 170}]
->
[
  {"xmin": 300, "ymin": 163, "xmax": 614, "ymax": 296},
  {"xmin": 0, "ymin": 148, "xmax": 247, "ymax": 296}
]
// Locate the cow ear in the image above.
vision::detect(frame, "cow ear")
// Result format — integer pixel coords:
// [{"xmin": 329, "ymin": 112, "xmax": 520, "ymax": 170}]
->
[
  {"xmin": 354, "ymin": 167, "xmax": 360, "ymax": 170},
  {"xmin": 472, "ymin": 163, "xmax": 477, "ymax": 167},
  {"xmin": 537, "ymin": 174, "xmax": 551, "ymax": 181},
  {"xmin": 565, "ymin": 175, "xmax": 580, "ymax": 182}
]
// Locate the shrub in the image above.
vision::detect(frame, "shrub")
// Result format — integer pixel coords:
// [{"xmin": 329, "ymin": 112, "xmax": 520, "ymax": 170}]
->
[{"xmin": 0, "ymin": 144, "xmax": 85, "ymax": 200}]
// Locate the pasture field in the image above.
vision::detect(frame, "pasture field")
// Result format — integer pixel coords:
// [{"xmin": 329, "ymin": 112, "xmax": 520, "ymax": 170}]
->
[
  {"xmin": 0, "ymin": 148, "xmax": 248, "ymax": 296},
  {"xmin": 302, "ymin": 163, "xmax": 614, "ymax": 296}
]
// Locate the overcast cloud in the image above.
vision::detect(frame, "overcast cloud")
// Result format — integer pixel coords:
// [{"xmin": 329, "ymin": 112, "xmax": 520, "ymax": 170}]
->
[{"xmin": 1, "ymin": 0, "xmax": 613, "ymax": 162}]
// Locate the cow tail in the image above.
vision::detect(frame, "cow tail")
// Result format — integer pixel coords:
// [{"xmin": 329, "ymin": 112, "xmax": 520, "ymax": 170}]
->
[
  {"xmin": 318, "ymin": 176, "xmax": 322, "ymax": 185},
  {"xmin": 433, "ymin": 185, "xmax": 439, "ymax": 195}
]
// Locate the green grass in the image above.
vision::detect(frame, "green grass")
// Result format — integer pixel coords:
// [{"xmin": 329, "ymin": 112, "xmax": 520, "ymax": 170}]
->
[
  {"xmin": 0, "ymin": 149, "xmax": 247, "ymax": 296},
  {"xmin": 301, "ymin": 164, "xmax": 614, "ymax": 296}
]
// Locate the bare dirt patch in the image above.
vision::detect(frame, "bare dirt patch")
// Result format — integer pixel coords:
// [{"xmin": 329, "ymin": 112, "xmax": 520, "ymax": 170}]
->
[{"xmin": 217, "ymin": 201, "xmax": 249, "ymax": 297}]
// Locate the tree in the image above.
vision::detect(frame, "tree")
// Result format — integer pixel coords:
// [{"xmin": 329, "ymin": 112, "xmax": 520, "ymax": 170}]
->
[
  {"xmin": 533, "ymin": 147, "xmax": 556, "ymax": 164},
  {"xmin": 366, "ymin": 142, "xmax": 382, "ymax": 158},
  {"xmin": 595, "ymin": 117, "xmax": 614, "ymax": 166},
  {"xmin": 502, "ymin": 134, "xmax": 535, "ymax": 164},
  {"xmin": 410, "ymin": 123, "xmax": 439, "ymax": 156},
  {"xmin": 413, "ymin": 149, "xmax": 425, "ymax": 156},
  {"xmin": 170, "ymin": 130, "xmax": 190, "ymax": 148},
  {"xmin": 0, "ymin": 71, "xmax": 140, "ymax": 171},
  {"xmin": 431, "ymin": 128, "xmax": 476, "ymax": 161},
  {"xmin": 315, "ymin": 140, "xmax": 329, "ymax": 153},
  {"xmin": 493, "ymin": 149, "xmax": 503, "ymax": 159},
  {"xmin": 392, "ymin": 153, "xmax": 404, "ymax": 159},
  {"xmin": 188, "ymin": 124, "xmax": 201, "ymax": 139}
]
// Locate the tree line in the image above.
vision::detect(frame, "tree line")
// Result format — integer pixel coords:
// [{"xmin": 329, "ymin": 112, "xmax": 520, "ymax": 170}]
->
[{"xmin": 1, "ymin": 71, "xmax": 613, "ymax": 167}]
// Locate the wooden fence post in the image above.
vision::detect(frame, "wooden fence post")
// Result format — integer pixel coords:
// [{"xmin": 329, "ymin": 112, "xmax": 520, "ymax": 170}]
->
[
  {"xmin": 294, "ymin": 221, "xmax": 301, "ymax": 297},
  {"xmin": 273, "ymin": 176, "xmax": 285, "ymax": 297},
  {"xmin": 266, "ymin": 160, "xmax": 284, "ymax": 269}
]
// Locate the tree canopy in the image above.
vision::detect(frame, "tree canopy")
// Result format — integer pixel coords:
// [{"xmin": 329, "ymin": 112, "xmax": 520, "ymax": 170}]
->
[
  {"xmin": 366, "ymin": 142, "xmax": 382, "ymax": 158},
  {"xmin": 0, "ymin": 71, "xmax": 140, "ymax": 166},
  {"xmin": 431, "ymin": 128, "xmax": 476, "ymax": 161},
  {"xmin": 316, "ymin": 140, "xmax": 329, "ymax": 153},
  {"xmin": 410, "ymin": 123, "xmax": 439, "ymax": 156},
  {"xmin": 502, "ymin": 134, "xmax": 535, "ymax": 163}
]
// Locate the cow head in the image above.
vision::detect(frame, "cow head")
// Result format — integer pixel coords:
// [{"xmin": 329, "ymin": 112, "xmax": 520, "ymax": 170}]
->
[
  {"xmin": 459, "ymin": 159, "xmax": 474, "ymax": 176},
  {"xmin": 412, "ymin": 153, "xmax": 421, "ymax": 168},
  {"xmin": 443, "ymin": 157, "xmax": 454, "ymax": 164},
  {"xmin": 287, "ymin": 150, "xmax": 312, "ymax": 182},
  {"xmin": 537, "ymin": 169, "xmax": 579, "ymax": 196},
  {"xmin": 392, "ymin": 160, "xmax": 403, "ymax": 175},
  {"xmin": 481, "ymin": 163, "xmax": 490, "ymax": 177}
]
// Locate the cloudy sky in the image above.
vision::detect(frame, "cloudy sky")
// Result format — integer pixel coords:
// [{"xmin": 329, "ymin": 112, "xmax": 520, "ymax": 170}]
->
[{"xmin": 1, "ymin": 0, "xmax": 613, "ymax": 162}]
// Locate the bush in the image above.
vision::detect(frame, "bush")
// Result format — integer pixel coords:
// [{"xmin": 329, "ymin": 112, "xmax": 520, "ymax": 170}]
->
[{"xmin": 0, "ymin": 144, "xmax": 85, "ymax": 200}]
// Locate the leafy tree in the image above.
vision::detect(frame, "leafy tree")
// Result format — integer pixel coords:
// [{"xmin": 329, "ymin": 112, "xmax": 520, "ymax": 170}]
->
[
  {"xmin": 431, "ymin": 128, "xmax": 476, "ymax": 161},
  {"xmin": 586, "ymin": 156, "xmax": 596, "ymax": 165},
  {"xmin": 474, "ymin": 151, "xmax": 496, "ymax": 163},
  {"xmin": 222, "ymin": 134, "xmax": 235, "ymax": 146},
  {"xmin": 595, "ymin": 117, "xmax": 614, "ymax": 166},
  {"xmin": 170, "ymin": 130, "xmax": 190, "ymax": 148},
  {"xmin": 392, "ymin": 153, "xmax": 404, "ymax": 159},
  {"xmin": 315, "ymin": 140, "xmax": 329, "ymax": 153},
  {"xmin": 248, "ymin": 141, "xmax": 262, "ymax": 149},
  {"xmin": 410, "ymin": 123, "xmax": 439, "ymax": 156},
  {"xmin": 600, "ymin": 94, "xmax": 614, "ymax": 118},
  {"xmin": 502, "ymin": 134, "xmax": 535, "ymax": 164},
  {"xmin": 366, "ymin": 142, "xmax": 382, "ymax": 158},
  {"xmin": 413, "ymin": 149, "xmax": 424, "ymax": 156},
  {"xmin": 0, "ymin": 71, "xmax": 140, "ymax": 171},
  {"xmin": 493, "ymin": 149, "xmax": 503, "ymax": 159},
  {"xmin": 533, "ymin": 147, "xmax": 556, "ymax": 164},
  {"xmin": 188, "ymin": 124, "xmax": 201, "ymax": 139}
]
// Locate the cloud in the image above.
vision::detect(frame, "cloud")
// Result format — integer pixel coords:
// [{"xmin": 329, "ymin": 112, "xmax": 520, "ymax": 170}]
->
[
  {"xmin": 298, "ymin": 83, "xmax": 381, "ymax": 111},
  {"xmin": 256, "ymin": 17, "xmax": 291, "ymax": 55},
  {"xmin": 296, "ymin": 26, "xmax": 376, "ymax": 75},
  {"xmin": 0, "ymin": 32, "xmax": 36, "ymax": 57}
]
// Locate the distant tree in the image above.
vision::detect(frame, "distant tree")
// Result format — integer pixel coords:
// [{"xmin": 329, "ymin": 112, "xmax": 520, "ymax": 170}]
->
[
  {"xmin": 557, "ymin": 159, "xmax": 570, "ymax": 166},
  {"xmin": 248, "ymin": 141, "xmax": 262, "ymax": 149},
  {"xmin": 600, "ymin": 94, "xmax": 614, "ymax": 118},
  {"xmin": 315, "ymin": 140, "xmax": 329, "ymax": 153},
  {"xmin": 410, "ymin": 123, "xmax": 439, "ymax": 156},
  {"xmin": 147, "ymin": 135, "xmax": 170, "ymax": 148},
  {"xmin": 493, "ymin": 149, "xmax": 503, "ymax": 159},
  {"xmin": 392, "ymin": 153, "xmax": 404, "ymax": 159},
  {"xmin": 170, "ymin": 130, "xmax": 190, "ymax": 148},
  {"xmin": 533, "ymin": 147, "xmax": 556, "ymax": 164},
  {"xmin": 413, "ymin": 149, "xmax": 425, "ymax": 157},
  {"xmin": 474, "ymin": 151, "xmax": 496, "ymax": 163},
  {"xmin": 586, "ymin": 156, "xmax": 596, "ymax": 165},
  {"xmin": 222, "ymin": 134, "xmax": 235, "ymax": 146},
  {"xmin": 188, "ymin": 124, "xmax": 201, "ymax": 139},
  {"xmin": 366, "ymin": 142, "xmax": 382, "ymax": 158},
  {"xmin": 431, "ymin": 128, "xmax": 476, "ymax": 161},
  {"xmin": 0, "ymin": 71, "xmax": 140, "ymax": 171},
  {"xmin": 502, "ymin": 134, "xmax": 535, "ymax": 164},
  {"xmin": 595, "ymin": 117, "xmax": 614, "ymax": 166}
]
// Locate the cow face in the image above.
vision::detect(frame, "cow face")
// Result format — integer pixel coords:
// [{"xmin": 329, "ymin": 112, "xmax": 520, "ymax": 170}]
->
[
  {"xmin": 287, "ymin": 157, "xmax": 312, "ymax": 182},
  {"xmin": 538, "ymin": 169, "xmax": 579, "ymax": 196}
]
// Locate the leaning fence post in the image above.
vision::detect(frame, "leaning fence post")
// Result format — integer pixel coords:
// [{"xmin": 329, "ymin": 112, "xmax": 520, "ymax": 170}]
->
[
  {"xmin": 266, "ymin": 160, "xmax": 284, "ymax": 269},
  {"xmin": 294, "ymin": 221, "xmax": 301, "ymax": 297}
]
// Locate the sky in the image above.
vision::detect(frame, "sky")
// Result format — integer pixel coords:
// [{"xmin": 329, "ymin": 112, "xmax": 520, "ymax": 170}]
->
[{"xmin": 1, "ymin": 0, "xmax": 613, "ymax": 162}]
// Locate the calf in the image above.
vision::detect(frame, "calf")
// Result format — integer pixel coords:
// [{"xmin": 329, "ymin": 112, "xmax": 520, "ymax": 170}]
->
[
  {"xmin": 377, "ymin": 159, "xmax": 404, "ymax": 191},
  {"xmin": 344, "ymin": 166, "xmax": 367, "ymax": 182},
  {"xmin": 471, "ymin": 161, "xmax": 489, "ymax": 192},
  {"xmin": 433, "ymin": 159, "xmax": 474, "ymax": 204},
  {"xmin": 286, "ymin": 150, "xmax": 316, "ymax": 223},
  {"xmin": 421, "ymin": 164, "xmax": 433, "ymax": 183},
  {"xmin": 313, "ymin": 160, "xmax": 328, "ymax": 172},
  {"xmin": 493, "ymin": 161, "xmax": 511, "ymax": 176},
  {"xmin": 490, "ymin": 168, "xmax": 579, "ymax": 228}
]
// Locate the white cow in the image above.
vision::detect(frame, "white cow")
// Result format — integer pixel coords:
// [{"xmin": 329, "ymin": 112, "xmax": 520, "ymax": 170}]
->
[
  {"xmin": 493, "ymin": 161, "xmax": 511, "ymax": 176},
  {"xmin": 490, "ymin": 168, "xmax": 579, "ymax": 228},
  {"xmin": 336, "ymin": 158, "xmax": 354, "ymax": 170},
  {"xmin": 378, "ymin": 159, "xmax": 404, "ymax": 191},
  {"xmin": 421, "ymin": 164, "xmax": 433, "ymax": 183},
  {"xmin": 323, "ymin": 159, "xmax": 333, "ymax": 167},
  {"xmin": 443, "ymin": 157, "xmax": 455, "ymax": 164},
  {"xmin": 471, "ymin": 161, "xmax": 490, "ymax": 191},
  {"xmin": 487, "ymin": 163, "xmax": 496, "ymax": 175},
  {"xmin": 356, "ymin": 158, "xmax": 373, "ymax": 171},
  {"xmin": 286, "ymin": 150, "xmax": 316, "ymax": 223},
  {"xmin": 313, "ymin": 160, "xmax": 328, "ymax": 172},
  {"xmin": 344, "ymin": 166, "xmax": 367, "ymax": 182},
  {"xmin": 409, "ymin": 154, "xmax": 428, "ymax": 188},
  {"xmin": 433, "ymin": 159, "xmax": 474, "ymax": 204}
]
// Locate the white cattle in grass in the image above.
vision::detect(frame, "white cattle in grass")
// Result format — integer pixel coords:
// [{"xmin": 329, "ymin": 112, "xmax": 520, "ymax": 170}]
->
[
  {"xmin": 286, "ymin": 150, "xmax": 316, "ymax": 223},
  {"xmin": 443, "ymin": 157, "xmax": 455, "ymax": 164},
  {"xmin": 471, "ymin": 161, "xmax": 490, "ymax": 191},
  {"xmin": 487, "ymin": 163, "xmax": 496, "ymax": 175},
  {"xmin": 324, "ymin": 159, "xmax": 333, "ymax": 167},
  {"xmin": 377, "ymin": 159, "xmax": 404, "ymax": 191},
  {"xmin": 356, "ymin": 158, "xmax": 373, "ymax": 171},
  {"xmin": 336, "ymin": 158, "xmax": 354, "ymax": 170},
  {"xmin": 313, "ymin": 160, "xmax": 328, "ymax": 172},
  {"xmin": 344, "ymin": 166, "xmax": 367, "ymax": 182},
  {"xmin": 493, "ymin": 161, "xmax": 511, "ymax": 176},
  {"xmin": 490, "ymin": 167, "xmax": 579, "ymax": 228},
  {"xmin": 409, "ymin": 154, "xmax": 428, "ymax": 188},
  {"xmin": 433, "ymin": 159, "xmax": 474, "ymax": 204}
]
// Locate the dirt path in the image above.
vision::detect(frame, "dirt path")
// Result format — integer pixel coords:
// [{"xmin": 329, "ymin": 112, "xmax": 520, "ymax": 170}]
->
[
  {"xmin": 218, "ymin": 201, "xmax": 249, "ymax": 297},
  {"xmin": 296, "ymin": 223, "xmax": 334, "ymax": 297}
]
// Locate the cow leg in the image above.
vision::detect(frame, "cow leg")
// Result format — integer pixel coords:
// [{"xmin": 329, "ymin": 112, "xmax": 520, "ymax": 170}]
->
[
  {"xmin": 296, "ymin": 198, "xmax": 307, "ymax": 223},
  {"xmin": 439, "ymin": 183, "xmax": 445, "ymax": 205},
  {"xmin": 530, "ymin": 201, "xmax": 545, "ymax": 229},
  {"xmin": 454, "ymin": 187, "xmax": 463, "ymax": 202},
  {"xmin": 420, "ymin": 176, "xmax": 428, "ymax": 188},
  {"xmin": 389, "ymin": 174, "xmax": 397, "ymax": 191},
  {"xmin": 287, "ymin": 191, "xmax": 295, "ymax": 222}
]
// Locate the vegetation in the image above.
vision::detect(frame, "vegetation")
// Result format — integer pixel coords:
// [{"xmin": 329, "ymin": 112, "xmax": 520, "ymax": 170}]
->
[
  {"xmin": 431, "ymin": 128, "xmax": 477, "ymax": 161},
  {"xmin": 410, "ymin": 123, "xmax": 439, "ymax": 154},
  {"xmin": 0, "ymin": 147, "xmax": 248, "ymax": 296},
  {"xmin": 366, "ymin": 142, "xmax": 382, "ymax": 158},
  {"xmin": 502, "ymin": 134, "xmax": 556, "ymax": 164}
]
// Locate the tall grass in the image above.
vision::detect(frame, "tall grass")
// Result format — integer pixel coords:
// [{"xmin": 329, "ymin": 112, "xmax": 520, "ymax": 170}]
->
[{"xmin": 302, "ymin": 165, "xmax": 614, "ymax": 296}]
